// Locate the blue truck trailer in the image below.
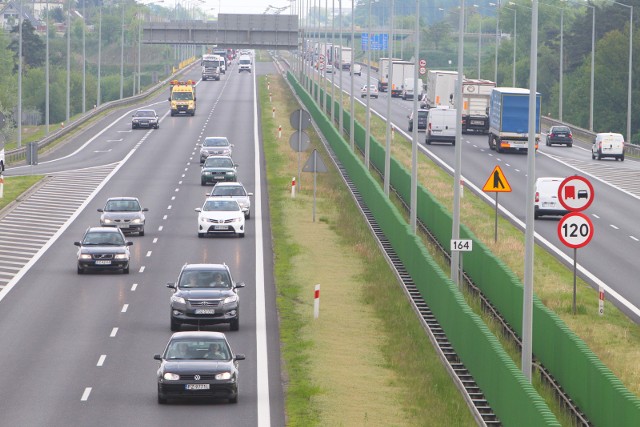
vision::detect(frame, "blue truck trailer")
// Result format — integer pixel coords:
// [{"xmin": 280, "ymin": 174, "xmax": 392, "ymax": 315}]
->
[{"xmin": 488, "ymin": 88, "xmax": 541, "ymax": 153}]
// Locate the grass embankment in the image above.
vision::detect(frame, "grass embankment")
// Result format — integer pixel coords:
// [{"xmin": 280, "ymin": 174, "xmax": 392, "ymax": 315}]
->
[
  {"xmin": 0, "ymin": 176, "xmax": 44, "ymax": 211},
  {"xmin": 260, "ymin": 74, "xmax": 476, "ymax": 425}
]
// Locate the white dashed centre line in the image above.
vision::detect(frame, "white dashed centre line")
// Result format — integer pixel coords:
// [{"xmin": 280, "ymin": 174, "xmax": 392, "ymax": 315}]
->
[
  {"xmin": 631, "ymin": 236, "xmax": 639, "ymax": 242},
  {"xmin": 146, "ymin": 251, "xmax": 152, "ymax": 257},
  {"xmin": 178, "ymin": 181, "xmax": 183, "ymax": 185},
  {"xmin": 97, "ymin": 355, "xmax": 106, "ymax": 366},
  {"xmin": 81, "ymin": 388, "xmax": 92, "ymax": 401},
  {"xmin": 593, "ymin": 214, "xmax": 600, "ymax": 219},
  {"xmin": 171, "ymin": 196, "xmax": 176, "ymax": 200},
  {"xmin": 153, "ymin": 238, "xmax": 158, "ymax": 243},
  {"xmin": 110, "ymin": 328, "xmax": 118, "ymax": 337},
  {"xmin": 131, "ymin": 283, "xmax": 138, "ymax": 291},
  {"xmin": 121, "ymin": 304, "xmax": 129, "ymax": 313},
  {"xmin": 167, "ymin": 205, "xmax": 172, "ymax": 210},
  {"xmin": 139, "ymin": 266, "xmax": 145, "ymax": 273},
  {"xmin": 610, "ymin": 224, "xmax": 619, "ymax": 230},
  {"xmin": 175, "ymin": 188, "xmax": 179, "ymax": 192},
  {"xmin": 163, "ymin": 215, "xmax": 168, "ymax": 220}
]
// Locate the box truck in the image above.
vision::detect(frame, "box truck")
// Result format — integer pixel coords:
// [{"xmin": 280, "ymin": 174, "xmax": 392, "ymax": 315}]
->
[
  {"xmin": 377, "ymin": 57, "xmax": 401, "ymax": 92},
  {"xmin": 425, "ymin": 70, "xmax": 458, "ymax": 109},
  {"xmin": 332, "ymin": 46, "xmax": 352, "ymax": 70},
  {"xmin": 402, "ymin": 78, "xmax": 424, "ymax": 100},
  {"xmin": 488, "ymin": 87, "xmax": 541, "ymax": 153}
]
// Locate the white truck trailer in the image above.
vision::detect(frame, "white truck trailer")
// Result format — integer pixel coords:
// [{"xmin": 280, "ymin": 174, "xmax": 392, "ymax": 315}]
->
[
  {"xmin": 332, "ymin": 46, "xmax": 352, "ymax": 70},
  {"xmin": 459, "ymin": 79, "xmax": 496, "ymax": 134},
  {"xmin": 377, "ymin": 57, "xmax": 401, "ymax": 92},
  {"xmin": 390, "ymin": 61, "xmax": 415, "ymax": 97},
  {"xmin": 424, "ymin": 70, "xmax": 458, "ymax": 109}
]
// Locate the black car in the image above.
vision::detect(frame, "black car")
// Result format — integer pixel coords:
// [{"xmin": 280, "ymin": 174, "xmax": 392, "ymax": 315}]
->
[
  {"xmin": 131, "ymin": 109, "xmax": 159, "ymax": 129},
  {"xmin": 546, "ymin": 125, "xmax": 573, "ymax": 147},
  {"xmin": 154, "ymin": 331, "xmax": 246, "ymax": 404},
  {"xmin": 200, "ymin": 155, "xmax": 238, "ymax": 185},
  {"xmin": 74, "ymin": 227, "xmax": 132, "ymax": 274},
  {"xmin": 408, "ymin": 109, "xmax": 428, "ymax": 132},
  {"xmin": 168, "ymin": 263, "xmax": 245, "ymax": 331}
]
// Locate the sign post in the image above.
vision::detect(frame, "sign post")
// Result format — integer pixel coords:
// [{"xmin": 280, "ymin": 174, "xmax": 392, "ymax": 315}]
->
[
  {"xmin": 558, "ymin": 212, "xmax": 595, "ymax": 314},
  {"xmin": 450, "ymin": 239, "xmax": 472, "ymax": 288},
  {"xmin": 482, "ymin": 165, "xmax": 512, "ymax": 242}
]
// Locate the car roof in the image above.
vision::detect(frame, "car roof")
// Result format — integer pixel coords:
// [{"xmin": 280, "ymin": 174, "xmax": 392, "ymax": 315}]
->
[
  {"xmin": 85, "ymin": 226, "xmax": 124, "ymax": 233},
  {"xmin": 535, "ymin": 177, "xmax": 564, "ymax": 184},
  {"xmin": 106, "ymin": 197, "xmax": 139, "ymax": 201},
  {"xmin": 136, "ymin": 109, "xmax": 156, "ymax": 114},
  {"xmin": 205, "ymin": 155, "xmax": 233, "ymax": 159},
  {"xmin": 170, "ymin": 331, "xmax": 227, "ymax": 341},
  {"xmin": 213, "ymin": 182, "xmax": 245, "ymax": 187},
  {"xmin": 181, "ymin": 263, "xmax": 228, "ymax": 271},
  {"xmin": 204, "ymin": 136, "xmax": 229, "ymax": 141}
]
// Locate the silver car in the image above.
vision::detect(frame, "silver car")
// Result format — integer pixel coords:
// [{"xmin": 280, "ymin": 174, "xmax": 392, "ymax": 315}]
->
[
  {"xmin": 208, "ymin": 182, "xmax": 253, "ymax": 219},
  {"xmin": 200, "ymin": 137, "xmax": 233, "ymax": 163},
  {"xmin": 98, "ymin": 197, "xmax": 148, "ymax": 236}
]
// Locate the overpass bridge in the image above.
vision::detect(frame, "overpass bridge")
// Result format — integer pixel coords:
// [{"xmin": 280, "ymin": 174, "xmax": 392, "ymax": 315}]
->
[{"xmin": 142, "ymin": 14, "xmax": 299, "ymax": 49}]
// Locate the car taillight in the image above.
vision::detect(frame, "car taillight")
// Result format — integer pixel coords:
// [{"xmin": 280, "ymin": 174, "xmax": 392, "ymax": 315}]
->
[
  {"xmin": 535, "ymin": 192, "xmax": 540, "ymax": 203},
  {"xmin": 550, "ymin": 133, "xmax": 555, "ymax": 137}
]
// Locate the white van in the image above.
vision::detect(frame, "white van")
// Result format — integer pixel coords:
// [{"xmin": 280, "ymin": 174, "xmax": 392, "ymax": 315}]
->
[
  {"xmin": 350, "ymin": 63, "xmax": 362, "ymax": 76},
  {"xmin": 238, "ymin": 54, "xmax": 252, "ymax": 73},
  {"xmin": 534, "ymin": 177, "xmax": 569, "ymax": 219},
  {"xmin": 425, "ymin": 107, "xmax": 457, "ymax": 145},
  {"xmin": 592, "ymin": 132, "xmax": 625, "ymax": 161}
]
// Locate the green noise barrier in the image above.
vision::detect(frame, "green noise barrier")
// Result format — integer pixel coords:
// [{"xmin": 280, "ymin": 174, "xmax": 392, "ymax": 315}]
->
[
  {"xmin": 287, "ymin": 72, "xmax": 559, "ymax": 426},
  {"xmin": 288, "ymin": 71, "xmax": 640, "ymax": 426}
]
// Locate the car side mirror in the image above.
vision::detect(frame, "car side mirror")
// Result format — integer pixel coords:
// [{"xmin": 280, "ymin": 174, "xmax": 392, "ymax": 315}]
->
[
  {"xmin": 97, "ymin": 208, "xmax": 104, "ymax": 212},
  {"xmin": 166, "ymin": 283, "xmax": 176, "ymax": 289},
  {"xmin": 195, "ymin": 208, "xmax": 202, "ymax": 212},
  {"xmin": 74, "ymin": 241, "xmax": 81, "ymax": 246},
  {"xmin": 247, "ymin": 193, "xmax": 254, "ymax": 197},
  {"xmin": 126, "ymin": 241, "xmax": 133, "ymax": 246},
  {"xmin": 234, "ymin": 354, "xmax": 246, "ymax": 361},
  {"xmin": 153, "ymin": 354, "xmax": 162, "ymax": 361},
  {"xmin": 142, "ymin": 208, "xmax": 149, "ymax": 212},
  {"xmin": 235, "ymin": 282, "xmax": 246, "ymax": 289}
]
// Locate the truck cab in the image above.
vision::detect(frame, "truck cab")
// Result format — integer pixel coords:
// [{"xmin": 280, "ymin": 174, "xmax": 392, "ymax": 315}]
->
[{"xmin": 168, "ymin": 80, "xmax": 196, "ymax": 116}]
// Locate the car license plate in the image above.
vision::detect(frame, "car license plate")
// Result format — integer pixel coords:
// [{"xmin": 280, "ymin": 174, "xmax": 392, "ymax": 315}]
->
[
  {"xmin": 95, "ymin": 260, "xmax": 111, "ymax": 265},
  {"xmin": 542, "ymin": 202, "xmax": 555, "ymax": 208},
  {"xmin": 185, "ymin": 384, "xmax": 210, "ymax": 390},
  {"xmin": 214, "ymin": 176, "xmax": 224, "ymax": 180},
  {"xmin": 214, "ymin": 225, "xmax": 228, "ymax": 230},
  {"xmin": 195, "ymin": 309, "xmax": 216, "ymax": 314},
  {"xmin": 471, "ymin": 120, "xmax": 484, "ymax": 125}
]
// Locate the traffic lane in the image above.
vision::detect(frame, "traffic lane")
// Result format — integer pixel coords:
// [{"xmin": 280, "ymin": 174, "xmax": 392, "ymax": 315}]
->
[{"xmin": 0, "ymin": 65, "xmax": 264, "ymax": 426}]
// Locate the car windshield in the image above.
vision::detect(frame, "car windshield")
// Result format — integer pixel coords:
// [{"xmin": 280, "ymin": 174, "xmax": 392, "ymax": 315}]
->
[
  {"xmin": 172, "ymin": 92, "xmax": 193, "ymax": 101},
  {"xmin": 104, "ymin": 200, "xmax": 141, "ymax": 212},
  {"xmin": 211, "ymin": 186, "xmax": 246, "ymax": 197},
  {"xmin": 82, "ymin": 231, "xmax": 125, "ymax": 246},
  {"xmin": 179, "ymin": 270, "xmax": 231, "ymax": 288},
  {"xmin": 204, "ymin": 157, "xmax": 234, "ymax": 168},
  {"xmin": 202, "ymin": 200, "xmax": 240, "ymax": 212},
  {"xmin": 165, "ymin": 339, "xmax": 230, "ymax": 360},
  {"xmin": 135, "ymin": 111, "xmax": 154, "ymax": 117},
  {"xmin": 553, "ymin": 126, "xmax": 570, "ymax": 132},
  {"xmin": 203, "ymin": 138, "xmax": 229, "ymax": 147}
]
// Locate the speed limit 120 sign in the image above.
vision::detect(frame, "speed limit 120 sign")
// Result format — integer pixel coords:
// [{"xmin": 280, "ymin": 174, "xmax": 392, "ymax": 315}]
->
[{"xmin": 557, "ymin": 212, "xmax": 594, "ymax": 249}]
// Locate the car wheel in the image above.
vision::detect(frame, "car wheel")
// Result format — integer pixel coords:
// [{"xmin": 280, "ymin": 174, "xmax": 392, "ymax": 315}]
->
[
  {"xmin": 546, "ymin": 138, "xmax": 550, "ymax": 146},
  {"xmin": 123, "ymin": 265, "xmax": 130, "ymax": 274},
  {"xmin": 591, "ymin": 151, "xmax": 595, "ymax": 159},
  {"xmin": 597, "ymin": 150, "xmax": 602, "ymax": 160},
  {"xmin": 620, "ymin": 154, "xmax": 625, "ymax": 161},
  {"xmin": 198, "ymin": 232, "xmax": 205, "ymax": 238},
  {"xmin": 77, "ymin": 265, "xmax": 84, "ymax": 275},
  {"xmin": 230, "ymin": 317, "xmax": 240, "ymax": 331},
  {"xmin": 132, "ymin": 125, "xmax": 136, "ymax": 130},
  {"xmin": 245, "ymin": 211, "xmax": 250, "ymax": 220},
  {"xmin": 238, "ymin": 232, "xmax": 245, "ymax": 238},
  {"xmin": 155, "ymin": 124, "xmax": 159, "ymax": 129},
  {"xmin": 139, "ymin": 228, "xmax": 145, "ymax": 237},
  {"xmin": 201, "ymin": 179, "xmax": 206, "ymax": 186},
  {"xmin": 408, "ymin": 125, "xmax": 412, "ymax": 132},
  {"xmin": 567, "ymin": 143, "xmax": 572, "ymax": 147},
  {"xmin": 229, "ymin": 395, "xmax": 238, "ymax": 404},
  {"xmin": 170, "ymin": 317, "xmax": 180, "ymax": 332}
]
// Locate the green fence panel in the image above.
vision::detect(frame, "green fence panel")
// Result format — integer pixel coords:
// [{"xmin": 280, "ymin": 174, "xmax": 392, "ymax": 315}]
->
[{"xmin": 288, "ymin": 72, "xmax": 559, "ymax": 426}]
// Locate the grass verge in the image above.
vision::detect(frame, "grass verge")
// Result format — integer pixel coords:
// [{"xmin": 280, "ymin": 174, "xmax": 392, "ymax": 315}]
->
[
  {"xmin": 261, "ymin": 72, "xmax": 476, "ymax": 425},
  {"xmin": 0, "ymin": 176, "xmax": 44, "ymax": 211}
]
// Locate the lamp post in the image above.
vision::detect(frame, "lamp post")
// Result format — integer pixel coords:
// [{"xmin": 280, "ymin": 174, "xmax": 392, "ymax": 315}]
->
[
  {"xmin": 365, "ymin": 0, "xmax": 373, "ymax": 169},
  {"xmin": 490, "ymin": 2, "xmax": 499, "ymax": 84},
  {"xmin": 349, "ymin": 0, "xmax": 354, "ymax": 150},
  {"xmin": 18, "ymin": 0, "xmax": 23, "ymax": 147},
  {"xmin": 507, "ymin": 5, "xmax": 516, "ymax": 85},
  {"xmin": 610, "ymin": 1, "xmax": 632, "ymax": 143},
  {"xmin": 473, "ymin": 4, "xmax": 482, "ymax": 79},
  {"xmin": 97, "ymin": 5, "xmax": 102, "ymax": 107},
  {"xmin": 66, "ymin": 0, "xmax": 71, "ymax": 121},
  {"xmin": 82, "ymin": 0, "xmax": 86, "ymax": 113},
  {"xmin": 120, "ymin": 1, "xmax": 125, "ymax": 99},
  {"xmin": 586, "ymin": 1, "xmax": 595, "ymax": 131},
  {"xmin": 384, "ymin": 0, "xmax": 394, "ymax": 196},
  {"xmin": 45, "ymin": 0, "xmax": 50, "ymax": 134}
]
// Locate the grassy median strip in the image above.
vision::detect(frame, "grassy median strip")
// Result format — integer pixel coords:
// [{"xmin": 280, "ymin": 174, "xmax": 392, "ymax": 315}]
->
[
  {"xmin": 0, "ymin": 176, "xmax": 44, "ymax": 211},
  {"xmin": 260, "ymin": 73, "xmax": 476, "ymax": 425}
]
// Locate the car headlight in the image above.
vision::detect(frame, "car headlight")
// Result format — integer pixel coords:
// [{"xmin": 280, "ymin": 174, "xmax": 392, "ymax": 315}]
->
[
  {"xmin": 203, "ymin": 171, "xmax": 211, "ymax": 175},
  {"xmin": 133, "ymin": 119, "xmax": 139, "ymax": 123},
  {"xmin": 163, "ymin": 372, "xmax": 180, "ymax": 381},
  {"xmin": 114, "ymin": 253, "xmax": 128, "ymax": 260},
  {"xmin": 131, "ymin": 218, "xmax": 142, "ymax": 224},
  {"xmin": 102, "ymin": 218, "xmax": 113, "ymax": 224},
  {"xmin": 226, "ymin": 171, "xmax": 235, "ymax": 176},
  {"xmin": 215, "ymin": 372, "xmax": 232, "ymax": 380},
  {"xmin": 223, "ymin": 295, "xmax": 238, "ymax": 304},
  {"xmin": 171, "ymin": 295, "xmax": 186, "ymax": 305},
  {"xmin": 79, "ymin": 254, "xmax": 92, "ymax": 260}
]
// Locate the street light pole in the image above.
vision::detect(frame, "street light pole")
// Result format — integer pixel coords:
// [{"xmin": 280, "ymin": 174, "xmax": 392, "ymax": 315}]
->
[
  {"xmin": 18, "ymin": 0, "xmax": 23, "ymax": 147},
  {"xmin": 66, "ymin": 0, "xmax": 70, "ymax": 122},
  {"xmin": 588, "ymin": 3, "xmax": 595, "ymax": 131},
  {"xmin": 82, "ymin": 0, "xmax": 86, "ymax": 113},
  {"xmin": 384, "ymin": 0, "xmax": 394, "ymax": 197},
  {"xmin": 45, "ymin": 0, "xmax": 50, "ymax": 134},
  {"xmin": 492, "ymin": 2, "xmax": 499, "ymax": 84},
  {"xmin": 120, "ymin": 1, "xmax": 125, "ymax": 99}
]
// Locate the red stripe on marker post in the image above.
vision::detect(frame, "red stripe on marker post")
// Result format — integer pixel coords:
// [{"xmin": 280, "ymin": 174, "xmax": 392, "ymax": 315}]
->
[{"xmin": 313, "ymin": 284, "xmax": 320, "ymax": 319}]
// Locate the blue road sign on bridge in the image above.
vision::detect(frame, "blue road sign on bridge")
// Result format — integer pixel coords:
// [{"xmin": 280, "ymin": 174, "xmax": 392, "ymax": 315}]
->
[{"xmin": 361, "ymin": 33, "xmax": 388, "ymax": 51}]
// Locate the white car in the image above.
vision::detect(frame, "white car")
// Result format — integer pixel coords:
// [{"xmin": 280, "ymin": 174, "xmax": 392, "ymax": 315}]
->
[
  {"xmin": 196, "ymin": 198, "xmax": 245, "ymax": 238},
  {"xmin": 208, "ymin": 182, "xmax": 253, "ymax": 219},
  {"xmin": 325, "ymin": 64, "xmax": 334, "ymax": 74},
  {"xmin": 361, "ymin": 84, "xmax": 379, "ymax": 98}
]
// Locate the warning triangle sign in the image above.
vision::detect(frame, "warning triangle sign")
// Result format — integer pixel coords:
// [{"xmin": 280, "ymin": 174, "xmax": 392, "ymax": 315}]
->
[{"xmin": 482, "ymin": 166, "xmax": 512, "ymax": 193}]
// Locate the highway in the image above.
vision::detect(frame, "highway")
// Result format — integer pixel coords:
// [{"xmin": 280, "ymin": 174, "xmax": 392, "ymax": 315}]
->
[
  {"xmin": 0, "ymin": 61, "xmax": 285, "ymax": 426},
  {"xmin": 314, "ymin": 64, "xmax": 640, "ymax": 321}
]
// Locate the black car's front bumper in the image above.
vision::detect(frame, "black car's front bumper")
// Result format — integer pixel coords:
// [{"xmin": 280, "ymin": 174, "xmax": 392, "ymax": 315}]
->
[{"xmin": 157, "ymin": 380, "xmax": 238, "ymax": 401}]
